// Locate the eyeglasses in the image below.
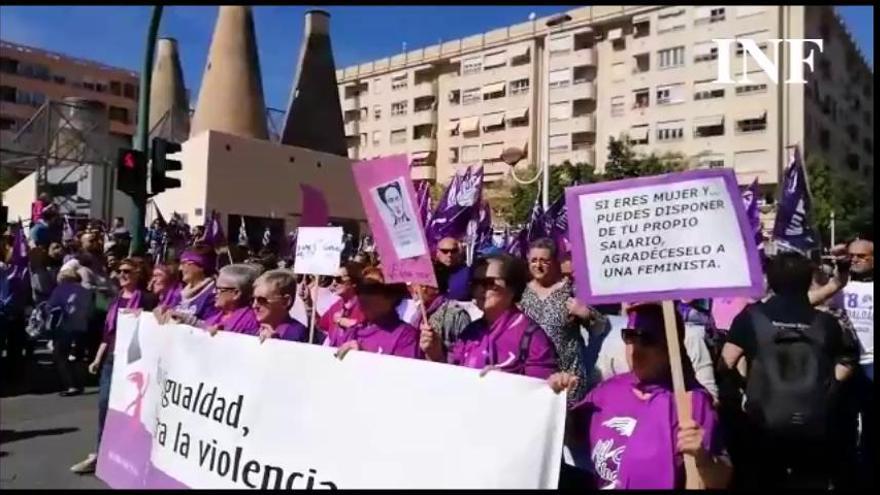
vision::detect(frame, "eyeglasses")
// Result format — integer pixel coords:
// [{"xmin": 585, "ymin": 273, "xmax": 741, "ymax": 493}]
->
[
  {"xmin": 473, "ymin": 277, "xmax": 506, "ymax": 292},
  {"xmin": 216, "ymin": 286, "xmax": 238, "ymax": 294},
  {"xmin": 621, "ymin": 328, "xmax": 661, "ymax": 347},
  {"xmin": 332, "ymin": 276, "xmax": 352, "ymax": 285},
  {"xmin": 851, "ymin": 253, "xmax": 872, "ymax": 260},
  {"xmin": 253, "ymin": 295, "xmax": 285, "ymax": 307}
]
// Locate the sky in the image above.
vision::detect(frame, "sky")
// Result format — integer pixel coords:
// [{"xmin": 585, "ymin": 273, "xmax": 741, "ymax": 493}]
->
[{"xmin": 0, "ymin": 5, "xmax": 874, "ymax": 111}]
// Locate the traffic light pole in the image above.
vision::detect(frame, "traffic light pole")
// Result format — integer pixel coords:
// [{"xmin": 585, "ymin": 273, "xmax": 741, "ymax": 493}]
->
[{"xmin": 130, "ymin": 6, "xmax": 164, "ymax": 255}]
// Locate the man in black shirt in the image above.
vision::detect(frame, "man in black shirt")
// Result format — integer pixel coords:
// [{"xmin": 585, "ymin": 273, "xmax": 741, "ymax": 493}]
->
[{"xmin": 720, "ymin": 251, "xmax": 859, "ymax": 489}]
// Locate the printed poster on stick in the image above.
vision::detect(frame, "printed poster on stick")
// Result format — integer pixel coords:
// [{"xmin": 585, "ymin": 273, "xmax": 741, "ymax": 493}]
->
[
  {"xmin": 565, "ymin": 169, "xmax": 763, "ymax": 305},
  {"xmin": 352, "ymin": 155, "xmax": 437, "ymax": 287}
]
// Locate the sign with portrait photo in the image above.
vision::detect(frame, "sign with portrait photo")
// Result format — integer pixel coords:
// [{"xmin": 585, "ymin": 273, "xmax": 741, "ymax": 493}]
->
[{"xmin": 369, "ymin": 178, "xmax": 427, "ymax": 260}]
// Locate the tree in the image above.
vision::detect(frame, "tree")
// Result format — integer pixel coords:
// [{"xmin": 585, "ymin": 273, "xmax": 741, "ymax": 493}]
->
[
  {"xmin": 806, "ymin": 153, "xmax": 873, "ymax": 245},
  {"xmin": 602, "ymin": 136, "xmax": 686, "ymax": 181},
  {"xmin": 506, "ymin": 161, "xmax": 597, "ymax": 225}
]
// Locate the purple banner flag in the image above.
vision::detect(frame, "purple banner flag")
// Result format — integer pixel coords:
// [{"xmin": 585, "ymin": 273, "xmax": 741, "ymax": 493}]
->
[
  {"xmin": 772, "ymin": 146, "xmax": 818, "ymax": 253},
  {"xmin": 742, "ymin": 178, "xmax": 762, "ymax": 247},
  {"xmin": 202, "ymin": 210, "xmax": 225, "ymax": 247},
  {"xmin": 525, "ymin": 194, "xmax": 546, "ymax": 244},
  {"xmin": 415, "ymin": 180, "xmax": 432, "ymax": 229},
  {"xmin": 427, "ymin": 165, "xmax": 484, "ymax": 245},
  {"xmin": 9, "ymin": 223, "xmax": 29, "ymax": 281},
  {"xmin": 300, "ymin": 183, "xmax": 329, "ymax": 228},
  {"xmin": 475, "ymin": 201, "xmax": 493, "ymax": 250}
]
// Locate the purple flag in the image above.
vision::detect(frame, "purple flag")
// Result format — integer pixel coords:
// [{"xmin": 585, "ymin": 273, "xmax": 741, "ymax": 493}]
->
[
  {"xmin": 525, "ymin": 194, "xmax": 546, "ymax": 244},
  {"xmin": 9, "ymin": 223, "xmax": 29, "ymax": 281},
  {"xmin": 202, "ymin": 210, "xmax": 225, "ymax": 247},
  {"xmin": 62, "ymin": 214, "xmax": 75, "ymax": 242},
  {"xmin": 427, "ymin": 165, "xmax": 484, "ymax": 245},
  {"xmin": 415, "ymin": 180, "xmax": 432, "ymax": 228},
  {"xmin": 475, "ymin": 201, "xmax": 493, "ymax": 250},
  {"xmin": 300, "ymin": 183, "xmax": 329, "ymax": 228},
  {"xmin": 772, "ymin": 146, "xmax": 818, "ymax": 253},
  {"xmin": 742, "ymin": 178, "xmax": 762, "ymax": 247}
]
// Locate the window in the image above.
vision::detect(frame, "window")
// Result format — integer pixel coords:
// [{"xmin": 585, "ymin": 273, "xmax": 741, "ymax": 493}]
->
[
  {"xmin": 549, "ymin": 134, "xmax": 569, "ymax": 153},
  {"xmin": 633, "ymin": 88, "xmax": 649, "ymax": 109},
  {"xmin": 344, "ymin": 109, "xmax": 360, "ymax": 122},
  {"xmin": 0, "ymin": 117, "xmax": 17, "ymax": 131},
  {"xmin": 448, "ymin": 89, "xmax": 461, "ymax": 105},
  {"xmin": 482, "ymin": 142, "xmax": 504, "ymax": 162},
  {"xmin": 633, "ymin": 53, "xmax": 650, "ymax": 74},
  {"xmin": 510, "ymin": 78, "xmax": 530, "ymax": 95},
  {"xmin": 123, "ymin": 83, "xmax": 136, "ymax": 99},
  {"xmin": 658, "ymin": 46, "xmax": 685, "ymax": 69},
  {"xmin": 611, "ymin": 96, "xmax": 625, "ymax": 117},
  {"xmin": 574, "ymin": 31, "xmax": 593, "ymax": 50},
  {"xmin": 819, "ymin": 128, "xmax": 830, "ymax": 150},
  {"xmin": 506, "ymin": 108, "xmax": 529, "ymax": 127},
  {"xmin": 694, "ymin": 115, "xmax": 724, "ymax": 137},
  {"xmin": 448, "ymin": 119, "xmax": 461, "ymax": 137},
  {"xmin": 695, "ymin": 7, "xmax": 725, "ymax": 25},
  {"xmin": 656, "ymin": 120, "xmax": 685, "ymax": 141},
  {"xmin": 373, "ymin": 105, "xmax": 382, "ymax": 120},
  {"xmin": 510, "ymin": 44, "xmax": 531, "ymax": 65},
  {"xmin": 549, "ymin": 35, "xmax": 571, "ymax": 56},
  {"xmin": 390, "ymin": 128, "xmax": 407, "ymax": 144},
  {"xmin": 360, "ymin": 107, "xmax": 368, "ymax": 121},
  {"xmin": 656, "ymin": 83, "xmax": 685, "ymax": 105},
  {"xmin": 549, "ymin": 101, "xmax": 571, "ymax": 121},
  {"xmin": 484, "ymin": 51, "xmax": 506, "ymax": 70},
  {"xmin": 360, "ymin": 133, "xmax": 367, "ymax": 147},
  {"xmin": 694, "ymin": 80, "xmax": 725, "ymax": 100},
  {"xmin": 391, "ymin": 74, "xmax": 408, "ymax": 91},
  {"xmin": 462, "ymin": 57, "xmax": 482, "ymax": 75},
  {"xmin": 372, "ymin": 131, "xmax": 381, "ymax": 146},
  {"xmin": 735, "ymin": 83, "xmax": 767, "ymax": 95},
  {"xmin": 449, "ymin": 147, "xmax": 460, "ymax": 164},
  {"xmin": 461, "ymin": 145, "xmax": 479, "ymax": 163},
  {"xmin": 657, "ymin": 9, "xmax": 685, "ymax": 33},
  {"xmin": 414, "ymin": 96, "xmax": 435, "ymax": 113},
  {"xmin": 633, "ymin": 18, "xmax": 650, "ymax": 38},
  {"xmin": 53, "ymin": 75, "xmax": 66, "ymax": 85},
  {"xmin": 571, "ymin": 132, "xmax": 591, "ymax": 150},
  {"xmin": 699, "ymin": 154, "xmax": 725, "ymax": 168},
  {"xmin": 391, "ymin": 101, "xmax": 408, "ymax": 116},
  {"xmin": 733, "ymin": 150, "xmax": 768, "ymax": 173},
  {"xmin": 863, "ymin": 138, "xmax": 873, "ymax": 154},
  {"xmin": 413, "ymin": 124, "xmax": 434, "ymax": 140},
  {"xmin": 462, "ymin": 87, "xmax": 481, "ymax": 105},
  {"xmin": 482, "ymin": 82, "xmax": 506, "ymax": 101},
  {"xmin": 0, "ymin": 86, "xmax": 15, "ymax": 103},
  {"xmin": 482, "ymin": 112, "xmax": 505, "ymax": 132},
  {"xmin": 549, "ymin": 69, "xmax": 570, "ymax": 89},
  {"xmin": 109, "ymin": 106, "xmax": 130, "ymax": 124},
  {"xmin": 735, "ymin": 32, "xmax": 769, "ymax": 55},
  {"xmin": 0, "ymin": 56, "xmax": 18, "ymax": 74},
  {"xmin": 373, "ymin": 78, "xmax": 381, "ymax": 95},
  {"xmin": 628, "ymin": 125, "xmax": 649, "ymax": 145},
  {"xmin": 110, "ymin": 81, "xmax": 122, "ymax": 96},
  {"xmin": 846, "ymin": 154, "xmax": 859, "ymax": 172},
  {"xmin": 611, "ymin": 62, "xmax": 626, "ymax": 82},
  {"xmin": 572, "ymin": 99, "xmax": 591, "ymax": 117},
  {"xmin": 609, "ymin": 29, "xmax": 626, "ymax": 50},
  {"xmin": 573, "ymin": 66, "xmax": 590, "ymax": 84},
  {"xmin": 693, "ymin": 41, "xmax": 718, "ymax": 63},
  {"xmin": 736, "ymin": 112, "xmax": 767, "ymax": 133}
]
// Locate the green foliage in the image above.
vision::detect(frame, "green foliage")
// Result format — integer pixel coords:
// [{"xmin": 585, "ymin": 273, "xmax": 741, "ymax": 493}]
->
[
  {"xmin": 603, "ymin": 136, "xmax": 686, "ymax": 181},
  {"xmin": 507, "ymin": 161, "xmax": 598, "ymax": 225},
  {"xmin": 806, "ymin": 153, "xmax": 873, "ymax": 245}
]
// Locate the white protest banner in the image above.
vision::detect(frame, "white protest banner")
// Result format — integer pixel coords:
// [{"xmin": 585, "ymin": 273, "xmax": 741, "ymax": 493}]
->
[
  {"xmin": 565, "ymin": 168, "xmax": 764, "ymax": 305},
  {"xmin": 294, "ymin": 226, "xmax": 344, "ymax": 276},
  {"xmin": 97, "ymin": 313, "xmax": 566, "ymax": 489},
  {"xmin": 842, "ymin": 281, "xmax": 873, "ymax": 364}
]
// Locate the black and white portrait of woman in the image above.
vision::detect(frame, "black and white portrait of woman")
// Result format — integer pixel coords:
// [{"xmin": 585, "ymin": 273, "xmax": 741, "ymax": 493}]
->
[{"xmin": 370, "ymin": 178, "xmax": 427, "ymax": 260}]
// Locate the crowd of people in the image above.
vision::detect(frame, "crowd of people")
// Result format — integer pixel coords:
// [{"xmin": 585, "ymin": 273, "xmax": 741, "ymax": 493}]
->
[{"xmin": 0, "ymin": 205, "xmax": 873, "ymax": 490}]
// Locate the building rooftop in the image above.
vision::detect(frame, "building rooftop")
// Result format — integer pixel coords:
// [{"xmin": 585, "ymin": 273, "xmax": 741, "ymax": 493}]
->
[{"xmin": 0, "ymin": 39, "xmax": 139, "ymax": 78}]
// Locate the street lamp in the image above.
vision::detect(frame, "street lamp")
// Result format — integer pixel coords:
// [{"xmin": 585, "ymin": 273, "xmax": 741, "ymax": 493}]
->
[{"xmin": 539, "ymin": 14, "xmax": 572, "ymax": 210}]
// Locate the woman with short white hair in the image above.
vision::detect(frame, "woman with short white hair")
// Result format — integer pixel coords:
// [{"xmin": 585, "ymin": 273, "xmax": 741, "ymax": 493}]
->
[
  {"xmin": 253, "ymin": 269, "xmax": 311, "ymax": 342},
  {"xmin": 203, "ymin": 264, "xmax": 261, "ymax": 335}
]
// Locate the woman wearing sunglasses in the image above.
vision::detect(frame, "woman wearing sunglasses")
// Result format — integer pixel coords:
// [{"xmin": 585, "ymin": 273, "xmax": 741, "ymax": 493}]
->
[
  {"xmin": 203, "ymin": 264, "xmax": 261, "ymax": 335},
  {"xmin": 72, "ymin": 258, "xmax": 157, "ymax": 475},
  {"xmin": 547, "ymin": 303, "xmax": 731, "ymax": 490},
  {"xmin": 314, "ymin": 261, "xmax": 366, "ymax": 345},
  {"xmin": 252, "ymin": 269, "xmax": 310, "ymax": 342},
  {"xmin": 421, "ymin": 254, "xmax": 558, "ymax": 378},
  {"xmin": 157, "ymin": 245, "xmax": 219, "ymax": 326},
  {"xmin": 332, "ymin": 279, "xmax": 421, "ymax": 359}
]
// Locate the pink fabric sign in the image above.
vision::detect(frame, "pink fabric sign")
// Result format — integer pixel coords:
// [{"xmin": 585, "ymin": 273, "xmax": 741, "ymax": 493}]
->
[
  {"xmin": 352, "ymin": 155, "xmax": 437, "ymax": 287},
  {"xmin": 300, "ymin": 183, "xmax": 329, "ymax": 227},
  {"xmin": 711, "ymin": 296, "xmax": 751, "ymax": 331}
]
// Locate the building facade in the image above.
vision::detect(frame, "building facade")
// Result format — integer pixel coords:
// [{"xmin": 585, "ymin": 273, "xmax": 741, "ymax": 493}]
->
[
  {"xmin": 0, "ymin": 39, "xmax": 139, "ymax": 143},
  {"xmin": 336, "ymin": 5, "xmax": 873, "ymax": 197}
]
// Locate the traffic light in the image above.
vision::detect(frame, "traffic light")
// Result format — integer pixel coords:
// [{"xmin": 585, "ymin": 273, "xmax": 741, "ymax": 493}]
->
[
  {"xmin": 150, "ymin": 138, "xmax": 182, "ymax": 195},
  {"xmin": 116, "ymin": 148, "xmax": 147, "ymax": 199}
]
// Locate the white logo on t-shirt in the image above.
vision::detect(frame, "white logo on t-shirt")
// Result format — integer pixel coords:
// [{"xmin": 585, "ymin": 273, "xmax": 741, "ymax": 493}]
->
[{"xmin": 591, "ymin": 416, "xmax": 637, "ymax": 490}]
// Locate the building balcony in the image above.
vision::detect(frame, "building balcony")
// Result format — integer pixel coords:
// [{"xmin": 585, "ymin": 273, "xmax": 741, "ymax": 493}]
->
[
  {"xmin": 344, "ymin": 121, "xmax": 360, "ymax": 135},
  {"xmin": 411, "ymin": 136, "xmax": 438, "ymax": 151},
  {"xmin": 411, "ymin": 164, "xmax": 436, "ymax": 181},
  {"xmin": 569, "ymin": 146, "xmax": 596, "ymax": 165},
  {"xmin": 341, "ymin": 98, "xmax": 358, "ymax": 112}
]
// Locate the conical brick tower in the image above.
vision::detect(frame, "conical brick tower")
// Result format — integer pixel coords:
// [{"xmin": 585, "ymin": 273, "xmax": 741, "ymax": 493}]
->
[
  {"xmin": 149, "ymin": 38, "xmax": 190, "ymax": 142},
  {"xmin": 280, "ymin": 10, "xmax": 347, "ymax": 156},
  {"xmin": 190, "ymin": 6, "xmax": 268, "ymax": 140}
]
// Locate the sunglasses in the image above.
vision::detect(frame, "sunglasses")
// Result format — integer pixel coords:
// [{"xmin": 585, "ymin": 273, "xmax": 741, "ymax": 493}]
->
[
  {"xmin": 621, "ymin": 328, "xmax": 662, "ymax": 347},
  {"xmin": 118, "ymin": 268, "xmax": 133, "ymax": 275},
  {"xmin": 253, "ymin": 295, "xmax": 286, "ymax": 307},
  {"xmin": 438, "ymin": 248, "xmax": 459, "ymax": 254},
  {"xmin": 332, "ymin": 276, "xmax": 352, "ymax": 285}
]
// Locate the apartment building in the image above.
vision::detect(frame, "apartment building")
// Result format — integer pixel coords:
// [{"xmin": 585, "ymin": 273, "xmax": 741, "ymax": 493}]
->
[
  {"xmin": 0, "ymin": 39, "xmax": 139, "ymax": 143},
  {"xmin": 336, "ymin": 5, "xmax": 873, "ymax": 194}
]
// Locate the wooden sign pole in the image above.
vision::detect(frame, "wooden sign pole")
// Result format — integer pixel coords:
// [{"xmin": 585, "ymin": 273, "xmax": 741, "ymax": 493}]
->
[
  {"xmin": 660, "ymin": 300, "xmax": 703, "ymax": 490},
  {"xmin": 308, "ymin": 279, "xmax": 318, "ymax": 344}
]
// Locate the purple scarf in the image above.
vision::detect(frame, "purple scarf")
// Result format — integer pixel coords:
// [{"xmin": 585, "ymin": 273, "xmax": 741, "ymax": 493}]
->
[
  {"xmin": 204, "ymin": 305, "xmax": 260, "ymax": 334},
  {"xmin": 104, "ymin": 289, "xmax": 143, "ymax": 340}
]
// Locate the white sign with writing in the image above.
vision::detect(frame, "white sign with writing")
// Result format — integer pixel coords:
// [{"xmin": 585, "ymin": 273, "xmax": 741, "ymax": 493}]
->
[
  {"xmin": 97, "ymin": 314, "xmax": 567, "ymax": 489},
  {"xmin": 842, "ymin": 281, "xmax": 874, "ymax": 364},
  {"xmin": 294, "ymin": 227, "xmax": 344, "ymax": 276}
]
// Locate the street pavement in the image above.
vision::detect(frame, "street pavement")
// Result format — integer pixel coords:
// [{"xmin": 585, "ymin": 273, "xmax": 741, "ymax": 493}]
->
[{"xmin": 1, "ymin": 347, "xmax": 107, "ymax": 489}]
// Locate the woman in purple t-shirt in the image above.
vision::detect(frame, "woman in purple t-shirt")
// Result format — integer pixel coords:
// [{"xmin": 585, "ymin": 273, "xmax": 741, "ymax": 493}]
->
[{"xmin": 548, "ymin": 303, "xmax": 732, "ymax": 490}]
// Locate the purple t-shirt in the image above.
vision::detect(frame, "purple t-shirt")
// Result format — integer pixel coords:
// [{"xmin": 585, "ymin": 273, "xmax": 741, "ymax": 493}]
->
[
  {"xmin": 570, "ymin": 372, "xmax": 723, "ymax": 490},
  {"xmin": 329, "ymin": 315, "xmax": 422, "ymax": 359},
  {"xmin": 203, "ymin": 306, "xmax": 260, "ymax": 334},
  {"xmin": 271, "ymin": 317, "xmax": 309, "ymax": 343},
  {"xmin": 448, "ymin": 309, "xmax": 558, "ymax": 379},
  {"xmin": 174, "ymin": 280, "xmax": 218, "ymax": 322}
]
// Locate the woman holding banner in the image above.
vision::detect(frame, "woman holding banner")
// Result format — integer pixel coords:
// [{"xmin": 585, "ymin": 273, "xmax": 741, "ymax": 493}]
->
[
  {"xmin": 252, "ymin": 269, "xmax": 310, "ymax": 342},
  {"xmin": 148, "ymin": 262, "xmax": 182, "ymax": 307},
  {"xmin": 314, "ymin": 261, "xmax": 366, "ymax": 345},
  {"xmin": 520, "ymin": 238, "xmax": 599, "ymax": 405},
  {"xmin": 203, "ymin": 264, "xmax": 261, "ymax": 335},
  {"xmin": 548, "ymin": 303, "xmax": 732, "ymax": 490},
  {"xmin": 71, "ymin": 258, "xmax": 157, "ymax": 475},
  {"xmin": 332, "ymin": 279, "xmax": 421, "ymax": 359},
  {"xmin": 421, "ymin": 254, "xmax": 558, "ymax": 378},
  {"xmin": 156, "ymin": 245, "xmax": 219, "ymax": 326}
]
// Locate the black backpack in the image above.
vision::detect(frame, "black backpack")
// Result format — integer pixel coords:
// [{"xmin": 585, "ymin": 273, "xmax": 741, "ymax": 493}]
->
[{"xmin": 743, "ymin": 305, "xmax": 838, "ymax": 440}]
